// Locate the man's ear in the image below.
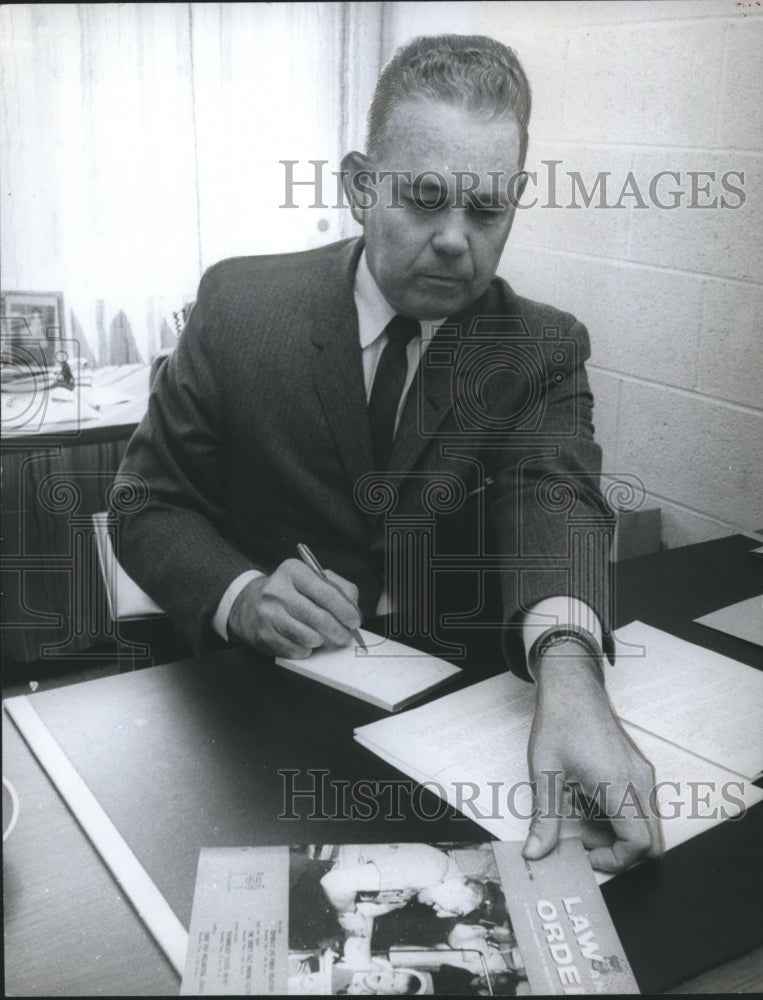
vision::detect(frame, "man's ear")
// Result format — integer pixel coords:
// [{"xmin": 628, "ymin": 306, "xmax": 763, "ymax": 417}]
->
[
  {"xmin": 502, "ymin": 169, "xmax": 530, "ymax": 241},
  {"xmin": 341, "ymin": 150, "xmax": 372, "ymax": 226}
]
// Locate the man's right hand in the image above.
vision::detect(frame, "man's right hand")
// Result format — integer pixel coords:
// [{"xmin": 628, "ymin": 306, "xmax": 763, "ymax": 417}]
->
[{"xmin": 227, "ymin": 559, "xmax": 361, "ymax": 659}]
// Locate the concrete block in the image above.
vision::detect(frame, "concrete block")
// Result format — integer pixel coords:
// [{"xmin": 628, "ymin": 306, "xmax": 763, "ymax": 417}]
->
[
  {"xmin": 564, "ymin": 21, "xmax": 724, "ymax": 147},
  {"xmin": 626, "ymin": 150, "xmax": 762, "ymax": 282},
  {"xmin": 720, "ymin": 21, "xmax": 763, "ymax": 151},
  {"xmin": 657, "ymin": 500, "xmax": 736, "ymax": 549},
  {"xmin": 495, "ymin": 28, "xmax": 570, "ymax": 143},
  {"xmin": 387, "ymin": 1, "xmax": 473, "ymax": 45},
  {"xmin": 554, "ymin": 256, "xmax": 701, "ymax": 389},
  {"xmin": 515, "ymin": 142, "xmax": 634, "ymax": 260},
  {"xmin": 498, "ymin": 244, "xmax": 558, "ymax": 307},
  {"xmin": 616, "ymin": 381, "xmax": 763, "ymax": 531},
  {"xmin": 699, "ymin": 278, "xmax": 763, "ymax": 408},
  {"xmin": 462, "ymin": 2, "xmax": 737, "ymax": 34}
]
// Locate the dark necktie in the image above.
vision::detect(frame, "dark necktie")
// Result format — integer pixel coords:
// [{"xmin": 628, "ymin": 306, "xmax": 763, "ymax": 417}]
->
[{"xmin": 368, "ymin": 315, "xmax": 421, "ymax": 469}]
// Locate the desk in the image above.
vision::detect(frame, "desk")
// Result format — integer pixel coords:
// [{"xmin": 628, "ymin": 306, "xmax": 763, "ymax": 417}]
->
[
  {"xmin": 1, "ymin": 364, "xmax": 150, "ymax": 445},
  {"xmin": 1, "ymin": 365, "xmax": 150, "ymax": 664},
  {"xmin": 3, "ymin": 534, "xmax": 762, "ymax": 995}
]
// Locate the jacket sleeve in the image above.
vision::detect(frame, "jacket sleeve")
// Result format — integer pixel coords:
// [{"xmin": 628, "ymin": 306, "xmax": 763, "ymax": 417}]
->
[
  {"xmin": 112, "ymin": 265, "xmax": 259, "ymax": 652},
  {"xmin": 487, "ymin": 315, "xmax": 616, "ymax": 678}
]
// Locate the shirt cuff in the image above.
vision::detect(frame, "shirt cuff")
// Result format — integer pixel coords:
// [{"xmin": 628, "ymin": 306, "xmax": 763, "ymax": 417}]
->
[
  {"xmin": 521, "ymin": 596, "xmax": 603, "ymax": 667},
  {"xmin": 212, "ymin": 570, "xmax": 264, "ymax": 641}
]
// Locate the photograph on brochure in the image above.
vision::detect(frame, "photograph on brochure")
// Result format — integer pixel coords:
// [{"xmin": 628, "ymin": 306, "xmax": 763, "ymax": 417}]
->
[{"xmin": 181, "ymin": 839, "xmax": 639, "ymax": 996}]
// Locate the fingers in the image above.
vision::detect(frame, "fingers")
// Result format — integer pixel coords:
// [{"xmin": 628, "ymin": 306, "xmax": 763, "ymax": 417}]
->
[
  {"xmin": 523, "ymin": 765, "xmax": 563, "ymax": 861},
  {"xmin": 298, "ymin": 567, "xmax": 361, "ymax": 633},
  {"xmin": 622, "ymin": 737, "xmax": 665, "ymax": 861},
  {"xmin": 264, "ymin": 617, "xmax": 324, "ymax": 660},
  {"xmin": 288, "ymin": 561, "xmax": 361, "ymax": 639},
  {"xmin": 578, "ymin": 759, "xmax": 663, "ymax": 873},
  {"xmin": 583, "ymin": 730, "xmax": 663, "ymax": 872},
  {"xmin": 526, "ymin": 775, "xmax": 662, "ymax": 873},
  {"xmin": 523, "ymin": 704, "xmax": 664, "ymax": 874},
  {"xmin": 229, "ymin": 560, "xmax": 362, "ymax": 658},
  {"xmin": 323, "ymin": 569, "xmax": 360, "ymax": 608},
  {"xmin": 587, "ymin": 819, "xmax": 657, "ymax": 873},
  {"xmin": 578, "ymin": 821, "xmax": 615, "ymax": 852}
]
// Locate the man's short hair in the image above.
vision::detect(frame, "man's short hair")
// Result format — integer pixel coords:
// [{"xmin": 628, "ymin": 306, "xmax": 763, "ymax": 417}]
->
[{"xmin": 367, "ymin": 34, "xmax": 532, "ymax": 168}]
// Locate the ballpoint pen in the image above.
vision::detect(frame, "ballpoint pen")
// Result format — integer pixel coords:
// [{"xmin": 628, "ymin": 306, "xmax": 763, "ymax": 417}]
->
[{"xmin": 296, "ymin": 542, "xmax": 368, "ymax": 652}]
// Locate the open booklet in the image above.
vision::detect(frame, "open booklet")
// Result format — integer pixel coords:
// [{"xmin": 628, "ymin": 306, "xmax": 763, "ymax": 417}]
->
[
  {"xmin": 353, "ymin": 622, "xmax": 763, "ymax": 880},
  {"xmin": 276, "ymin": 629, "xmax": 461, "ymax": 712},
  {"xmin": 181, "ymin": 838, "xmax": 639, "ymax": 995}
]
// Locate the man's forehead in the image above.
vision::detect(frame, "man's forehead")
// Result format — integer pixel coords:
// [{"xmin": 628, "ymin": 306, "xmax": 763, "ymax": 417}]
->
[{"xmin": 372, "ymin": 97, "xmax": 522, "ymax": 178}]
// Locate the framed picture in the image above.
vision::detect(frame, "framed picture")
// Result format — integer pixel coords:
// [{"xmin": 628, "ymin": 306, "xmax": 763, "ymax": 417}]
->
[{"xmin": 0, "ymin": 290, "xmax": 64, "ymax": 367}]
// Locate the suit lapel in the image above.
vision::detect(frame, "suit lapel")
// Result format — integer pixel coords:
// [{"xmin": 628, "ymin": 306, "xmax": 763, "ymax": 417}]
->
[
  {"xmin": 388, "ymin": 292, "xmax": 494, "ymax": 476},
  {"xmin": 310, "ymin": 240, "xmax": 376, "ymax": 489},
  {"xmin": 309, "ymin": 246, "xmax": 504, "ymax": 489}
]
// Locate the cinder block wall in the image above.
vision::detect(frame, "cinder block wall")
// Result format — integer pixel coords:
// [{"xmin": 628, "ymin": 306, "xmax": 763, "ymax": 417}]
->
[{"xmin": 387, "ymin": 1, "xmax": 762, "ymax": 548}]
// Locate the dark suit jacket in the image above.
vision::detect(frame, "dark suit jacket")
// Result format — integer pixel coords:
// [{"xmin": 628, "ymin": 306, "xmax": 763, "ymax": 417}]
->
[{"xmin": 116, "ymin": 238, "xmax": 614, "ymax": 673}]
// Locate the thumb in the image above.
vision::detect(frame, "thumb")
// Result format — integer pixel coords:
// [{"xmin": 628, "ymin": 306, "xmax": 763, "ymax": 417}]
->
[{"xmin": 523, "ymin": 767, "xmax": 565, "ymax": 860}]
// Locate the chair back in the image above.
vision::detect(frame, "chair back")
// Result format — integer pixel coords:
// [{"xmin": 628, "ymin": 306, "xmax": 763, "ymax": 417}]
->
[{"xmin": 92, "ymin": 511, "xmax": 165, "ymax": 620}]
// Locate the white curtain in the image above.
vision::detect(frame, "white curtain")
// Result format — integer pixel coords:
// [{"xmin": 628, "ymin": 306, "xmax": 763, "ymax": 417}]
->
[{"xmin": 1, "ymin": 2, "xmax": 385, "ymax": 364}]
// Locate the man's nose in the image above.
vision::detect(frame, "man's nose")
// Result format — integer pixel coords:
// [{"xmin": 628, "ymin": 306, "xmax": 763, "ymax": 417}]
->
[{"xmin": 431, "ymin": 209, "xmax": 470, "ymax": 256}]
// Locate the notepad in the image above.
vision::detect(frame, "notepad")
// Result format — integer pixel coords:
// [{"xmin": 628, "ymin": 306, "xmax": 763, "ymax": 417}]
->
[{"xmin": 275, "ymin": 629, "xmax": 461, "ymax": 711}]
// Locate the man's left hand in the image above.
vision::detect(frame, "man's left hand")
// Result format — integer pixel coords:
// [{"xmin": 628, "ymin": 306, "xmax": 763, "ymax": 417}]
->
[{"xmin": 523, "ymin": 640, "xmax": 664, "ymax": 873}]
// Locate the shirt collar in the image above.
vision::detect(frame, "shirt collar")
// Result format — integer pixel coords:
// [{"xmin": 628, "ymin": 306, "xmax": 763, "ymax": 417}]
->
[{"xmin": 354, "ymin": 250, "xmax": 444, "ymax": 347}]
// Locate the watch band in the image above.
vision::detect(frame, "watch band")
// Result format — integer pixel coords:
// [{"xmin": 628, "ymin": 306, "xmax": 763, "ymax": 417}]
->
[{"xmin": 527, "ymin": 624, "xmax": 604, "ymax": 681}]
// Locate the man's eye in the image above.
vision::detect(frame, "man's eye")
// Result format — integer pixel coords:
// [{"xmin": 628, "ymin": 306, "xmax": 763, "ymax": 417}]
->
[
  {"xmin": 404, "ymin": 195, "xmax": 426, "ymax": 210},
  {"xmin": 471, "ymin": 205, "xmax": 507, "ymax": 223},
  {"xmin": 405, "ymin": 192, "xmax": 447, "ymax": 211}
]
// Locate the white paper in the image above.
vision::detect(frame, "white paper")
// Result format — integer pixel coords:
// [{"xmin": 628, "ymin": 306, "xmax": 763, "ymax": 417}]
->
[
  {"xmin": 1, "ymin": 390, "xmax": 99, "ymax": 428},
  {"xmin": 276, "ymin": 629, "xmax": 460, "ymax": 711},
  {"xmin": 85, "ymin": 385, "xmax": 134, "ymax": 408},
  {"xmin": 181, "ymin": 846, "xmax": 289, "ymax": 995},
  {"xmin": 354, "ymin": 670, "xmax": 763, "ymax": 884},
  {"xmin": 606, "ymin": 621, "xmax": 763, "ymax": 779}
]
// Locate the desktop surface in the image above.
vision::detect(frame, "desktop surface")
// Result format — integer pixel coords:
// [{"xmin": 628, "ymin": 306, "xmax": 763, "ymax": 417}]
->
[
  {"xmin": 3, "ymin": 533, "xmax": 762, "ymax": 996},
  {"xmin": 1, "ymin": 363, "xmax": 150, "ymax": 445}
]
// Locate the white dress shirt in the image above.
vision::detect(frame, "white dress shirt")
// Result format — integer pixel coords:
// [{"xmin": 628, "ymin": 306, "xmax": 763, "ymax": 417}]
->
[
  {"xmin": 213, "ymin": 251, "xmax": 601, "ymax": 658},
  {"xmin": 353, "ymin": 250, "xmax": 442, "ymax": 422}
]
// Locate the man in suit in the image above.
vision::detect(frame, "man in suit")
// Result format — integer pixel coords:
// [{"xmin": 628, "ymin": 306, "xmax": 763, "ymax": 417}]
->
[{"xmin": 116, "ymin": 34, "xmax": 662, "ymax": 873}]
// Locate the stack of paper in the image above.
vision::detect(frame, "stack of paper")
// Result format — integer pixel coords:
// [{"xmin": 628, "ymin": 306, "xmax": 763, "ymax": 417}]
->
[{"xmin": 354, "ymin": 622, "xmax": 763, "ymax": 878}]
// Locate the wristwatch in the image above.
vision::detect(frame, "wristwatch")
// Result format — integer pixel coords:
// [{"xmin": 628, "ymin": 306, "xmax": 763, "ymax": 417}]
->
[{"xmin": 527, "ymin": 624, "xmax": 604, "ymax": 681}]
